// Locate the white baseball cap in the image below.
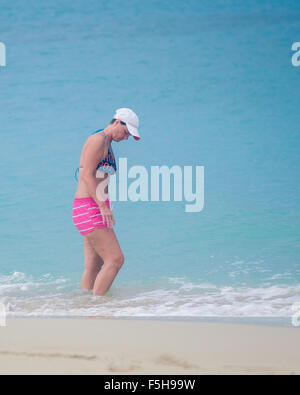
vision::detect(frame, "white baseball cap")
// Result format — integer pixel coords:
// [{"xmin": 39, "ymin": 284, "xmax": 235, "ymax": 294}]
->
[{"xmin": 113, "ymin": 108, "xmax": 140, "ymax": 140}]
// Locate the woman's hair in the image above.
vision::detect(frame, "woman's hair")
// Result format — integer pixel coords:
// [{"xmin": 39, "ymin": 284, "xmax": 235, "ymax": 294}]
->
[{"xmin": 110, "ymin": 118, "xmax": 126, "ymax": 125}]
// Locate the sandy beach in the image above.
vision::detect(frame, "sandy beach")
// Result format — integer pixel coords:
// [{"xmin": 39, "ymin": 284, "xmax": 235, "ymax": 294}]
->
[{"xmin": 0, "ymin": 318, "xmax": 299, "ymax": 375}]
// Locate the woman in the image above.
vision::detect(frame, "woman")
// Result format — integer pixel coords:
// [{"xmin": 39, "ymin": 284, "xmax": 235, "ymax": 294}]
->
[{"xmin": 72, "ymin": 108, "xmax": 140, "ymax": 296}]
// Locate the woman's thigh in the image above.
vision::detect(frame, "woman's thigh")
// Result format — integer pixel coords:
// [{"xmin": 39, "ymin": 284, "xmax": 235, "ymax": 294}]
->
[
  {"xmin": 83, "ymin": 236, "xmax": 103, "ymax": 271},
  {"xmin": 85, "ymin": 227, "xmax": 124, "ymax": 262}
]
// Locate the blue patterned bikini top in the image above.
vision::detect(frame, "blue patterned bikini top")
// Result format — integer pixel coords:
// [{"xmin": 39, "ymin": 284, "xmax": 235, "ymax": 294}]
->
[{"xmin": 74, "ymin": 129, "xmax": 117, "ymax": 181}]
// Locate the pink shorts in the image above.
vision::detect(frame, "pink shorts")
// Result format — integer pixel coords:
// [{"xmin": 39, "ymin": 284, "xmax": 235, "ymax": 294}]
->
[{"xmin": 72, "ymin": 197, "xmax": 111, "ymax": 236}]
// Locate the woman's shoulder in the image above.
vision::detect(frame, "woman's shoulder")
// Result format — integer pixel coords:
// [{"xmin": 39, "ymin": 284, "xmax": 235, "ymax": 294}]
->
[
  {"xmin": 83, "ymin": 131, "xmax": 108, "ymax": 155},
  {"xmin": 86, "ymin": 130, "xmax": 106, "ymax": 144}
]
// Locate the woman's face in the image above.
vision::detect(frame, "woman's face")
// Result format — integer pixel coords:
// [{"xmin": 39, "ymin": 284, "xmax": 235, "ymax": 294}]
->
[{"xmin": 114, "ymin": 120, "xmax": 130, "ymax": 141}]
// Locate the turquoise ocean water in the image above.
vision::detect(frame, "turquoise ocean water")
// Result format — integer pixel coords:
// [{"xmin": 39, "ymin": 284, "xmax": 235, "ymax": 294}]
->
[{"xmin": 0, "ymin": 0, "xmax": 300, "ymax": 325}]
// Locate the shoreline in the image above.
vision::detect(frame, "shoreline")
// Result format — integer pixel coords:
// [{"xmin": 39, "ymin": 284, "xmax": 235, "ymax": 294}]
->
[
  {"xmin": 4, "ymin": 315, "xmax": 295, "ymax": 328},
  {"xmin": 0, "ymin": 318, "xmax": 300, "ymax": 375}
]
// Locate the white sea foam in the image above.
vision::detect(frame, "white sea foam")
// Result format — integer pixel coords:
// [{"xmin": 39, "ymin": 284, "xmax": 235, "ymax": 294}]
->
[{"xmin": 0, "ymin": 272, "xmax": 299, "ymax": 321}]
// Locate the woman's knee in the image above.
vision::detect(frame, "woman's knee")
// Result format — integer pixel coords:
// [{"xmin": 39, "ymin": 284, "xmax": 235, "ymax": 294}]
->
[{"xmin": 107, "ymin": 253, "xmax": 125, "ymax": 270}]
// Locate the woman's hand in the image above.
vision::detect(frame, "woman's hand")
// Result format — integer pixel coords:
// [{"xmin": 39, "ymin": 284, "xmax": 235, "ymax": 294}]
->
[{"xmin": 99, "ymin": 204, "xmax": 115, "ymax": 228}]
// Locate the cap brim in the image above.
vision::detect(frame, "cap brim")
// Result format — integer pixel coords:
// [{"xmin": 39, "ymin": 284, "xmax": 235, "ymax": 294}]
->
[{"xmin": 127, "ymin": 124, "xmax": 140, "ymax": 140}]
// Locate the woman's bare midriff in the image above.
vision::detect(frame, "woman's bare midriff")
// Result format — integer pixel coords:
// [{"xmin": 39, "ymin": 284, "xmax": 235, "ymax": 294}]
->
[{"xmin": 74, "ymin": 170, "xmax": 109, "ymax": 199}]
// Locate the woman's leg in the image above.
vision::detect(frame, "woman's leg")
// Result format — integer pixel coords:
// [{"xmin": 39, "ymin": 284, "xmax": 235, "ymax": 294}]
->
[
  {"xmin": 85, "ymin": 228, "xmax": 125, "ymax": 296},
  {"xmin": 81, "ymin": 236, "xmax": 104, "ymax": 291}
]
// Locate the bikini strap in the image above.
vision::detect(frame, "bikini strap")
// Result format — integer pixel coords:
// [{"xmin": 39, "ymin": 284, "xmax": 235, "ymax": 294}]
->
[
  {"xmin": 91, "ymin": 128, "xmax": 110, "ymax": 152},
  {"xmin": 74, "ymin": 167, "xmax": 79, "ymax": 181},
  {"xmin": 102, "ymin": 131, "xmax": 110, "ymax": 152}
]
